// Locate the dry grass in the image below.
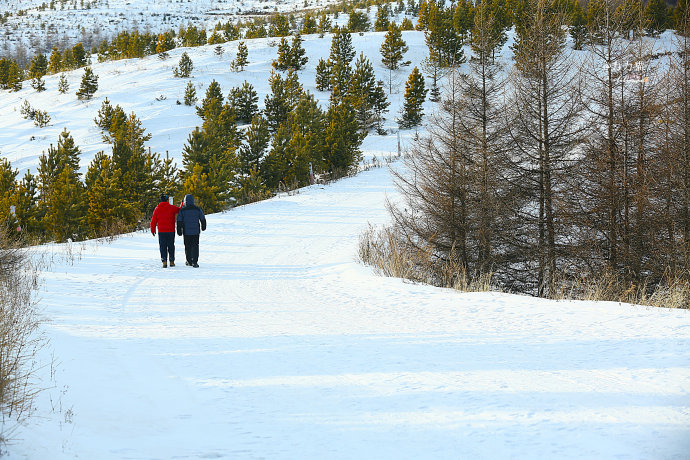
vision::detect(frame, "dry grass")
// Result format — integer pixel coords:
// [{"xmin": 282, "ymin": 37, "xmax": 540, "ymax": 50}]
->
[
  {"xmin": 360, "ymin": 224, "xmax": 689, "ymax": 308},
  {"xmin": 553, "ymin": 271, "xmax": 690, "ymax": 309},
  {"xmin": 358, "ymin": 224, "xmax": 497, "ymax": 293},
  {"xmin": 0, "ymin": 226, "xmax": 46, "ymax": 447}
]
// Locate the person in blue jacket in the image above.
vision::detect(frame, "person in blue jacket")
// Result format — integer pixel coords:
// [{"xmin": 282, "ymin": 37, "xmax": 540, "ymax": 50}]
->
[{"xmin": 176, "ymin": 194, "xmax": 207, "ymax": 268}]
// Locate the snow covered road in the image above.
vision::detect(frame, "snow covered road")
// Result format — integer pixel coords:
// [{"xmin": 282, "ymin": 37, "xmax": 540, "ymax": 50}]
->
[{"xmin": 12, "ymin": 166, "xmax": 690, "ymax": 459}]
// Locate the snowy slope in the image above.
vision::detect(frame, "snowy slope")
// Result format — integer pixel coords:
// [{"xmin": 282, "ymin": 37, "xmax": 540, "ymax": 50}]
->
[
  {"xmin": 0, "ymin": 0, "xmax": 340, "ymax": 58},
  {"xmin": 6, "ymin": 162, "xmax": 690, "ymax": 459},
  {"xmin": 0, "ymin": 25, "xmax": 425, "ymax": 177}
]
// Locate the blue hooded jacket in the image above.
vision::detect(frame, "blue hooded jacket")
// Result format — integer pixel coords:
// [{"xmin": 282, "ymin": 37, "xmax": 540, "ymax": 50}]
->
[{"xmin": 177, "ymin": 194, "xmax": 207, "ymax": 236}]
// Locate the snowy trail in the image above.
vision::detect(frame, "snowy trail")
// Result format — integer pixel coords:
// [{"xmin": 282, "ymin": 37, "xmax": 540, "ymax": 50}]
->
[{"xmin": 13, "ymin": 166, "xmax": 690, "ymax": 459}]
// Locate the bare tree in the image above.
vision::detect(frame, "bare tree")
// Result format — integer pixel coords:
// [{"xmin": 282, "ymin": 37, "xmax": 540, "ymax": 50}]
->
[{"xmin": 505, "ymin": 0, "xmax": 585, "ymax": 295}]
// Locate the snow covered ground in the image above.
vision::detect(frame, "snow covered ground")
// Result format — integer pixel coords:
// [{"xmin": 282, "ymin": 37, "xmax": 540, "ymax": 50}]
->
[
  {"xmin": 5, "ymin": 162, "xmax": 690, "ymax": 459},
  {"xmin": 0, "ymin": 0, "xmax": 340, "ymax": 59}
]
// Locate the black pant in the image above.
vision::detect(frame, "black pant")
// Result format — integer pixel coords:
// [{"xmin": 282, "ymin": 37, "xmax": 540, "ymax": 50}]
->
[
  {"xmin": 183, "ymin": 234, "xmax": 200, "ymax": 264},
  {"xmin": 158, "ymin": 232, "xmax": 175, "ymax": 262}
]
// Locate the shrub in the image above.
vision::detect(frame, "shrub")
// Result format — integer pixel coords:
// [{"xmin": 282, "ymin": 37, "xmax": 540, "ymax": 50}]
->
[{"xmin": 0, "ymin": 226, "xmax": 45, "ymax": 445}]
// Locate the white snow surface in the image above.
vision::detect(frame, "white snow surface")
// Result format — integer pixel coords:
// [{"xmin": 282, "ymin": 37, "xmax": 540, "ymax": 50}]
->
[{"xmin": 6, "ymin": 163, "xmax": 690, "ymax": 459}]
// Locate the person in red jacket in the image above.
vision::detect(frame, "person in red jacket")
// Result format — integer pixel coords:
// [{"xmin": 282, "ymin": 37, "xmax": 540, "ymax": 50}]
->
[{"xmin": 150, "ymin": 194, "xmax": 180, "ymax": 268}]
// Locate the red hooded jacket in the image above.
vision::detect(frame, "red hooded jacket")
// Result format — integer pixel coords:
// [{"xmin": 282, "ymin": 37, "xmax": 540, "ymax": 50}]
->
[{"xmin": 150, "ymin": 201, "xmax": 180, "ymax": 234}]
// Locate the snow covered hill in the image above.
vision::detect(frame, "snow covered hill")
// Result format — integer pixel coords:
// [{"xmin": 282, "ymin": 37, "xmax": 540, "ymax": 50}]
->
[
  {"xmin": 0, "ymin": 18, "xmax": 423, "ymax": 178},
  {"xmin": 0, "ymin": 0, "xmax": 339, "ymax": 59},
  {"xmin": 6, "ymin": 161, "xmax": 690, "ymax": 459}
]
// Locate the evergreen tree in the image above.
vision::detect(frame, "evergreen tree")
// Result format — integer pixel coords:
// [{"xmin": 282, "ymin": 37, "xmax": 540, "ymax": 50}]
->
[
  {"xmin": 375, "ymin": 5, "xmax": 391, "ymax": 31},
  {"xmin": 264, "ymin": 70, "xmax": 303, "ymax": 132},
  {"xmin": 674, "ymin": 0, "xmax": 688, "ymax": 31},
  {"xmin": 43, "ymin": 166, "xmax": 86, "ymax": 242},
  {"xmin": 329, "ymin": 27, "xmax": 356, "ymax": 65},
  {"xmin": 228, "ymin": 81, "xmax": 259, "ymax": 124},
  {"xmin": 13, "ymin": 172, "xmax": 40, "ymax": 238},
  {"xmin": 72, "ymin": 43, "xmax": 88, "ymax": 68},
  {"xmin": 173, "ymin": 52, "xmax": 194, "ymax": 78},
  {"xmin": 350, "ymin": 53, "xmax": 379, "ymax": 133},
  {"xmin": 58, "ymin": 74, "xmax": 69, "ymax": 93},
  {"xmin": 232, "ymin": 41, "xmax": 249, "ymax": 71},
  {"xmin": 324, "ymin": 100, "xmax": 362, "ymax": 174},
  {"xmin": 398, "ymin": 67, "xmax": 427, "ymax": 129},
  {"xmin": 48, "ymin": 47, "xmax": 62, "ymax": 74},
  {"xmin": 289, "ymin": 33, "xmax": 308, "ymax": 70},
  {"xmin": 31, "ymin": 76, "xmax": 46, "ymax": 92},
  {"xmin": 263, "ymin": 92, "xmax": 326, "ymax": 189},
  {"xmin": 196, "ymin": 80, "xmax": 224, "ymax": 120},
  {"xmin": 302, "ymin": 13, "xmax": 318, "ymax": 35},
  {"xmin": 110, "ymin": 113, "xmax": 159, "ymax": 216},
  {"xmin": 644, "ymin": 0, "xmax": 669, "ymax": 35},
  {"xmin": 348, "ymin": 10, "xmax": 371, "ymax": 32},
  {"xmin": 239, "ymin": 114, "xmax": 270, "ymax": 175},
  {"xmin": 318, "ymin": 13, "xmax": 332, "ymax": 36},
  {"xmin": 315, "ymin": 58, "xmax": 331, "ymax": 91},
  {"xmin": 371, "ymin": 80, "xmax": 390, "ymax": 134},
  {"xmin": 184, "ymin": 81, "xmax": 197, "ymax": 106},
  {"xmin": 84, "ymin": 152, "xmax": 137, "ymax": 236},
  {"xmin": 269, "ymin": 13, "xmax": 292, "ymax": 37},
  {"xmin": 28, "ymin": 53, "xmax": 48, "ymax": 79},
  {"xmin": 570, "ymin": 0, "xmax": 587, "ymax": 50},
  {"xmin": 76, "ymin": 66, "xmax": 98, "ymax": 100},
  {"xmin": 182, "ymin": 163, "xmax": 218, "ymax": 212},
  {"xmin": 182, "ymin": 128, "xmax": 212, "ymax": 173},
  {"xmin": 273, "ymin": 37, "xmax": 293, "ymax": 71},
  {"xmin": 380, "ymin": 22, "xmax": 411, "ymax": 93}
]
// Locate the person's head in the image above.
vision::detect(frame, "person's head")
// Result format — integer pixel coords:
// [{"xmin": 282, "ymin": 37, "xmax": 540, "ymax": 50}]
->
[
  {"xmin": 160, "ymin": 193, "xmax": 168, "ymax": 203},
  {"xmin": 184, "ymin": 194, "xmax": 195, "ymax": 206}
]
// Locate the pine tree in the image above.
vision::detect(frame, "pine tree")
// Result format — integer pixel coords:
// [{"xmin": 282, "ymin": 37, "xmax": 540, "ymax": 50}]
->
[
  {"xmin": 570, "ymin": 0, "xmax": 587, "ymax": 50},
  {"xmin": 183, "ymin": 163, "xmax": 219, "ymax": 212},
  {"xmin": 318, "ymin": 13, "xmax": 332, "ymax": 36},
  {"xmin": 324, "ymin": 99, "xmax": 362, "ymax": 175},
  {"xmin": 72, "ymin": 43, "xmax": 89, "ymax": 68},
  {"xmin": 371, "ymin": 80, "xmax": 390, "ymax": 134},
  {"xmin": 48, "ymin": 47, "xmax": 62, "ymax": 74},
  {"xmin": 315, "ymin": 58, "xmax": 331, "ymax": 91},
  {"xmin": 425, "ymin": 1, "xmax": 466, "ymax": 68},
  {"xmin": 239, "ymin": 114, "xmax": 270, "ymax": 175},
  {"xmin": 228, "ymin": 81, "xmax": 259, "ymax": 124},
  {"xmin": 273, "ymin": 37, "xmax": 292, "ymax": 71},
  {"xmin": 72, "ymin": 43, "xmax": 88, "ymax": 68},
  {"xmin": 398, "ymin": 67, "xmax": 427, "ymax": 129},
  {"xmin": 42, "ymin": 166, "xmax": 86, "ymax": 242},
  {"xmin": 375, "ymin": 5, "xmax": 391, "ymax": 31},
  {"xmin": 269, "ymin": 13, "xmax": 292, "ymax": 37},
  {"xmin": 31, "ymin": 76, "xmax": 46, "ymax": 92},
  {"xmin": 76, "ymin": 66, "xmax": 98, "ymax": 100},
  {"xmin": 58, "ymin": 74, "xmax": 69, "ymax": 93},
  {"xmin": 644, "ymin": 0, "xmax": 669, "ymax": 35},
  {"xmin": 302, "ymin": 13, "xmax": 318, "ymax": 35},
  {"xmin": 264, "ymin": 70, "xmax": 303, "ymax": 132},
  {"xmin": 381, "ymin": 22, "xmax": 411, "ymax": 93},
  {"xmin": 350, "ymin": 53, "xmax": 379, "ymax": 133},
  {"xmin": 184, "ymin": 81, "xmax": 197, "ymax": 106},
  {"xmin": 196, "ymin": 80, "xmax": 224, "ymax": 120},
  {"xmin": 84, "ymin": 152, "xmax": 137, "ymax": 236},
  {"xmin": 13, "ymin": 172, "xmax": 40, "ymax": 238},
  {"xmin": 232, "ymin": 41, "xmax": 249, "ymax": 71},
  {"xmin": 173, "ymin": 52, "xmax": 194, "ymax": 77},
  {"xmin": 289, "ymin": 33, "xmax": 308, "ymax": 70},
  {"xmin": 28, "ymin": 53, "xmax": 48, "ymax": 79},
  {"xmin": 348, "ymin": 10, "xmax": 371, "ymax": 32}
]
